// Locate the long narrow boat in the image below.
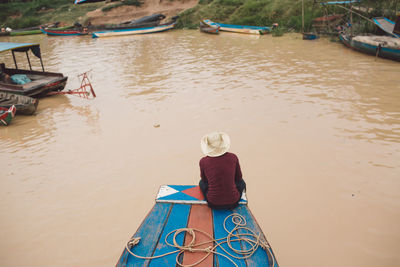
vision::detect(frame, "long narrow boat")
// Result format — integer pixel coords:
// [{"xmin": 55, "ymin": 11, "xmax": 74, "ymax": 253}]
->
[
  {"xmin": 0, "ymin": 92, "xmax": 38, "ymax": 115},
  {"xmin": 116, "ymin": 185, "xmax": 279, "ymax": 267},
  {"xmin": 199, "ymin": 20, "xmax": 219, "ymax": 34},
  {"xmin": 202, "ymin": 19, "xmax": 270, "ymax": 35},
  {"xmin": 0, "ymin": 105, "xmax": 16, "ymax": 126},
  {"xmin": 92, "ymin": 22, "xmax": 176, "ymax": 38},
  {"xmin": 0, "ymin": 42, "xmax": 68, "ymax": 97},
  {"xmin": 40, "ymin": 27, "xmax": 89, "ymax": 36},
  {"xmin": 339, "ymin": 34, "xmax": 400, "ymax": 61},
  {"xmin": 10, "ymin": 25, "xmax": 72, "ymax": 36}
]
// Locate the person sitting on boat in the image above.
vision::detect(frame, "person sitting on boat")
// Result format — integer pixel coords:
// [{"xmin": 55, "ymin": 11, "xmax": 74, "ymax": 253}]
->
[{"xmin": 199, "ymin": 132, "xmax": 246, "ymax": 210}]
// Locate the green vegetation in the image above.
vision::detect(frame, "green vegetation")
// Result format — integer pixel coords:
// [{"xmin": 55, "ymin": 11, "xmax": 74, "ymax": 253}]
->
[
  {"xmin": 177, "ymin": 0, "xmax": 399, "ymax": 35},
  {"xmin": 0, "ymin": 0, "xmax": 104, "ymax": 29},
  {"xmin": 1, "ymin": 0, "xmax": 398, "ymax": 34}
]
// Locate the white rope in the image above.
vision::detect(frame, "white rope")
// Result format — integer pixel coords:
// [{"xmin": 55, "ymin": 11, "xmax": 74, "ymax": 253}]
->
[{"xmin": 125, "ymin": 213, "xmax": 275, "ymax": 267}]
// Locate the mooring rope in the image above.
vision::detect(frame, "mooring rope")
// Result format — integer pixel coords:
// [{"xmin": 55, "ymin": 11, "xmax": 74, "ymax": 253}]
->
[{"xmin": 125, "ymin": 213, "xmax": 275, "ymax": 267}]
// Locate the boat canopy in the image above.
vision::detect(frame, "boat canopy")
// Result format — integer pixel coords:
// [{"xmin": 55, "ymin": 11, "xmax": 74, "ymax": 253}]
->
[
  {"xmin": 0, "ymin": 42, "xmax": 44, "ymax": 71},
  {"xmin": 0, "ymin": 42, "xmax": 41, "ymax": 58},
  {"xmin": 373, "ymin": 17, "xmax": 400, "ymax": 38},
  {"xmin": 319, "ymin": 0, "xmax": 361, "ymax": 5}
]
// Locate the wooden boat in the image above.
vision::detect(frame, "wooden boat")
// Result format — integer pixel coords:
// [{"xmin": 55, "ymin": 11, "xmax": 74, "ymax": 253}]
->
[
  {"xmin": 0, "ymin": 42, "xmax": 68, "ymax": 97},
  {"xmin": 301, "ymin": 0, "xmax": 319, "ymax": 40},
  {"xmin": 74, "ymin": 0, "xmax": 104, "ymax": 4},
  {"xmin": 40, "ymin": 27, "xmax": 89, "ymax": 36},
  {"xmin": 339, "ymin": 34, "xmax": 400, "ymax": 61},
  {"xmin": 9, "ymin": 24, "xmax": 72, "ymax": 36},
  {"xmin": 199, "ymin": 20, "xmax": 219, "ymax": 34},
  {"xmin": 0, "ymin": 105, "xmax": 16, "ymax": 126},
  {"xmin": 302, "ymin": 32, "xmax": 319, "ymax": 40},
  {"xmin": 202, "ymin": 19, "xmax": 270, "ymax": 35},
  {"xmin": 92, "ymin": 22, "xmax": 176, "ymax": 38},
  {"xmin": 116, "ymin": 185, "xmax": 279, "ymax": 267},
  {"xmin": 0, "ymin": 92, "xmax": 38, "ymax": 115}
]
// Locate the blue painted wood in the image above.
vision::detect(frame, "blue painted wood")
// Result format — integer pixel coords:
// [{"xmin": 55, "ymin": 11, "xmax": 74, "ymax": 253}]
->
[
  {"xmin": 234, "ymin": 205, "xmax": 278, "ymax": 267},
  {"xmin": 116, "ymin": 203, "xmax": 172, "ymax": 267},
  {"xmin": 148, "ymin": 204, "xmax": 191, "ymax": 266},
  {"xmin": 212, "ymin": 209, "xmax": 247, "ymax": 267}
]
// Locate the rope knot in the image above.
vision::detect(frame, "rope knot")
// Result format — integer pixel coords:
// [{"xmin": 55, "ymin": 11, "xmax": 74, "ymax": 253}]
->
[
  {"xmin": 260, "ymin": 241, "xmax": 270, "ymax": 251},
  {"xmin": 205, "ymin": 246, "xmax": 213, "ymax": 253},
  {"xmin": 128, "ymin": 237, "xmax": 141, "ymax": 248}
]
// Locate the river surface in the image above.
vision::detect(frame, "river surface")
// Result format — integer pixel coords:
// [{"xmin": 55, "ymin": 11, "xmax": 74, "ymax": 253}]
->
[{"xmin": 0, "ymin": 30, "xmax": 399, "ymax": 267}]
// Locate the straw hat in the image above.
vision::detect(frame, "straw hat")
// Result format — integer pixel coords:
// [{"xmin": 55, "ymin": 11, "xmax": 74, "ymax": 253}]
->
[{"xmin": 200, "ymin": 132, "xmax": 230, "ymax": 157}]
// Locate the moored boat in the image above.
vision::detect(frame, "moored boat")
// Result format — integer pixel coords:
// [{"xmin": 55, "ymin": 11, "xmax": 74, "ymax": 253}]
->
[
  {"xmin": 0, "ymin": 42, "xmax": 68, "ymax": 97},
  {"xmin": 0, "ymin": 105, "xmax": 16, "ymax": 126},
  {"xmin": 0, "ymin": 92, "xmax": 38, "ymax": 115},
  {"xmin": 199, "ymin": 20, "xmax": 219, "ymax": 34},
  {"xmin": 40, "ymin": 27, "xmax": 89, "ymax": 36},
  {"xmin": 92, "ymin": 21, "xmax": 176, "ymax": 38},
  {"xmin": 303, "ymin": 32, "xmax": 319, "ymax": 40},
  {"xmin": 339, "ymin": 34, "xmax": 400, "ymax": 61},
  {"xmin": 202, "ymin": 19, "xmax": 270, "ymax": 35},
  {"xmin": 116, "ymin": 185, "xmax": 279, "ymax": 267}
]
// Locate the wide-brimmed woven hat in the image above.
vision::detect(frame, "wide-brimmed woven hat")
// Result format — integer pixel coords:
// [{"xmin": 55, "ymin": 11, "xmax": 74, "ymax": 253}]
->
[{"xmin": 200, "ymin": 132, "xmax": 230, "ymax": 157}]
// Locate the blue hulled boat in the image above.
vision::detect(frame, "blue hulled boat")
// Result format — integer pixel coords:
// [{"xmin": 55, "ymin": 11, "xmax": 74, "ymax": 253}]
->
[
  {"xmin": 339, "ymin": 34, "xmax": 400, "ymax": 61},
  {"xmin": 116, "ymin": 185, "xmax": 279, "ymax": 267},
  {"xmin": 92, "ymin": 22, "xmax": 176, "ymax": 38},
  {"xmin": 202, "ymin": 20, "xmax": 270, "ymax": 35}
]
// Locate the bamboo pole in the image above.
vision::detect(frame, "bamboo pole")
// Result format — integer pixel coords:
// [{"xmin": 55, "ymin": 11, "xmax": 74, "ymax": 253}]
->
[{"xmin": 302, "ymin": 0, "xmax": 305, "ymax": 33}]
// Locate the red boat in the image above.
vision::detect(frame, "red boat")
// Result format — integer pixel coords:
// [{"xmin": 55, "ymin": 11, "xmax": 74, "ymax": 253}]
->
[
  {"xmin": 0, "ymin": 105, "xmax": 16, "ymax": 126},
  {"xmin": 40, "ymin": 27, "xmax": 88, "ymax": 36}
]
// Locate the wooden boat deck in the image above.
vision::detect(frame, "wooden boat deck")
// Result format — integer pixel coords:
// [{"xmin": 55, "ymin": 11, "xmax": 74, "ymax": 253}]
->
[{"xmin": 116, "ymin": 185, "xmax": 278, "ymax": 267}]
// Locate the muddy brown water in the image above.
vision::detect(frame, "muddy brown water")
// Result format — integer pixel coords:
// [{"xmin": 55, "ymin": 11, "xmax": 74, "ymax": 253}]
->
[{"xmin": 0, "ymin": 30, "xmax": 399, "ymax": 267}]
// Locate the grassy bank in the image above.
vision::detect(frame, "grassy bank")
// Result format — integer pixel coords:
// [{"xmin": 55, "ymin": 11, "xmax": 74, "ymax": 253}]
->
[
  {"xmin": 0, "ymin": 0, "xmax": 142, "ymax": 29},
  {"xmin": 177, "ymin": 0, "xmax": 399, "ymax": 34},
  {"xmin": 1, "ymin": 0, "xmax": 398, "ymax": 33},
  {"xmin": 0, "ymin": 0, "xmax": 105, "ymax": 29}
]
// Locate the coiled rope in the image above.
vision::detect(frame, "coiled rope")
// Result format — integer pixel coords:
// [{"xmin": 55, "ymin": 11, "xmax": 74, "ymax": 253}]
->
[{"xmin": 125, "ymin": 213, "xmax": 275, "ymax": 267}]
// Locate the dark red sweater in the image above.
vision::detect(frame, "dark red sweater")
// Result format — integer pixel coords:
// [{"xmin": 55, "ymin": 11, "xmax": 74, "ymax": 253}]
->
[{"xmin": 199, "ymin": 152, "xmax": 243, "ymax": 206}]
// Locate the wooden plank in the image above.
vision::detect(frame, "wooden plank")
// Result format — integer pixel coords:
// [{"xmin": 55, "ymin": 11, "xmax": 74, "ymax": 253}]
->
[
  {"xmin": 212, "ymin": 209, "xmax": 247, "ymax": 267},
  {"xmin": 234, "ymin": 205, "xmax": 278, "ymax": 267},
  {"xmin": 116, "ymin": 203, "xmax": 172, "ymax": 267},
  {"xmin": 182, "ymin": 205, "xmax": 214, "ymax": 267},
  {"xmin": 148, "ymin": 204, "xmax": 191, "ymax": 266}
]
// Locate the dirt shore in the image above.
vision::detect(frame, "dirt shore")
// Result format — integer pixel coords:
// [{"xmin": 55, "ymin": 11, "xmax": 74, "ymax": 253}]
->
[{"xmin": 85, "ymin": 0, "xmax": 197, "ymax": 25}]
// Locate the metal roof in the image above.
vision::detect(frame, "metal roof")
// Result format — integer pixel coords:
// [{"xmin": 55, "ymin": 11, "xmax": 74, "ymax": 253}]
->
[{"xmin": 0, "ymin": 42, "xmax": 39, "ymax": 53}]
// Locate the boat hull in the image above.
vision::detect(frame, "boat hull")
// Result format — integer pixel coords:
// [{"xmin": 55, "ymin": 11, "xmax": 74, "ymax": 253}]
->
[
  {"xmin": 199, "ymin": 21, "xmax": 219, "ymax": 34},
  {"xmin": 116, "ymin": 185, "xmax": 278, "ymax": 267},
  {"xmin": 303, "ymin": 32, "xmax": 319, "ymax": 40},
  {"xmin": 92, "ymin": 23, "xmax": 175, "ymax": 38},
  {"xmin": 339, "ymin": 34, "xmax": 400, "ymax": 61},
  {"xmin": 0, "ymin": 105, "xmax": 16, "ymax": 126},
  {"xmin": 40, "ymin": 28, "xmax": 88, "ymax": 36},
  {"xmin": 0, "ymin": 92, "xmax": 38, "ymax": 115},
  {"xmin": 203, "ymin": 19, "xmax": 270, "ymax": 35}
]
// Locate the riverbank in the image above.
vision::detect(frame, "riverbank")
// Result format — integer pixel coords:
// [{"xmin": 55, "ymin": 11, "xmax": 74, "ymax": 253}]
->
[{"xmin": 1, "ymin": 0, "xmax": 398, "ymax": 33}]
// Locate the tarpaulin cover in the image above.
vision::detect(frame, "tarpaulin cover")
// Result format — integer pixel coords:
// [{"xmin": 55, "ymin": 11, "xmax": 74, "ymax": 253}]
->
[{"xmin": 0, "ymin": 42, "xmax": 41, "ymax": 58}]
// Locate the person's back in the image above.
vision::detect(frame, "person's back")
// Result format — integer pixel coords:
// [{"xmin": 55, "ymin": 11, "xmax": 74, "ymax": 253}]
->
[{"xmin": 199, "ymin": 132, "xmax": 246, "ymax": 209}]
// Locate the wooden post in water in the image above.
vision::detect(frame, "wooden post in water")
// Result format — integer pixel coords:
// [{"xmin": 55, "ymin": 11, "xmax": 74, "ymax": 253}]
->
[
  {"xmin": 302, "ymin": 0, "xmax": 305, "ymax": 33},
  {"xmin": 350, "ymin": 4, "xmax": 353, "ymax": 37}
]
